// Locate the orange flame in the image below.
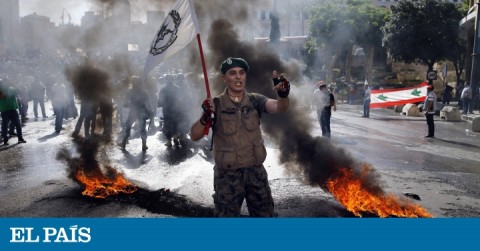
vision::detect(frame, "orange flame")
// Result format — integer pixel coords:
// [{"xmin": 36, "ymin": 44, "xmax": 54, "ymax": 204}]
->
[
  {"xmin": 75, "ymin": 165, "xmax": 137, "ymax": 199},
  {"xmin": 327, "ymin": 166, "xmax": 432, "ymax": 218}
]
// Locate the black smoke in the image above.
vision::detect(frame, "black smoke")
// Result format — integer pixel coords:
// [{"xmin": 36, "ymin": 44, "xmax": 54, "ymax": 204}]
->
[
  {"xmin": 55, "ymin": 0, "xmax": 385, "ymax": 194},
  {"xmin": 66, "ymin": 63, "xmax": 111, "ymax": 101},
  {"xmin": 204, "ymin": 18, "xmax": 384, "ymax": 195},
  {"xmin": 56, "ymin": 141, "xmax": 102, "ymax": 181}
]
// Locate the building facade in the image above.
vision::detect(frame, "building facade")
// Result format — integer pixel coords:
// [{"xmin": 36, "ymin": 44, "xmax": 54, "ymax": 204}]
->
[
  {"xmin": 460, "ymin": 0, "xmax": 480, "ymax": 100},
  {"xmin": 373, "ymin": 0, "xmax": 463, "ymax": 8},
  {"xmin": 20, "ymin": 13, "xmax": 56, "ymax": 57},
  {"xmin": 0, "ymin": 0, "xmax": 20, "ymax": 55}
]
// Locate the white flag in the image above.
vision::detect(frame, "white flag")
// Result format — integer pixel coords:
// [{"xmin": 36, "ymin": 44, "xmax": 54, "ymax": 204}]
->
[{"xmin": 143, "ymin": 0, "xmax": 200, "ymax": 77}]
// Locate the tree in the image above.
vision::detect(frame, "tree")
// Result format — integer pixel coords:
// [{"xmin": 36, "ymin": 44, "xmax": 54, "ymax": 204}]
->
[
  {"xmin": 307, "ymin": 2, "xmax": 353, "ymax": 83},
  {"xmin": 307, "ymin": 0, "xmax": 390, "ymax": 83},
  {"xmin": 382, "ymin": 0, "xmax": 463, "ymax": 82},
  {"xmin": 348, "ymin": 0, "xmax": 390, "ymax": 83},
  {"xmin": 447, "ymin": 37, "xmax": 466, "ymax": 86},
  {"xmin": 448, "ymin": 0, "xmax": 469, "ymax": 85},
  {"xmin": 458, "ymin": 0, "xmax": 470, "ymax": 15}
]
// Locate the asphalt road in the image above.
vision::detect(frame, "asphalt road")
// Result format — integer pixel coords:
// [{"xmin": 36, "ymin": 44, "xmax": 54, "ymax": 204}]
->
[{"xmin": 1, "ymin": 100, "xmax": 479, "ymax": 217}]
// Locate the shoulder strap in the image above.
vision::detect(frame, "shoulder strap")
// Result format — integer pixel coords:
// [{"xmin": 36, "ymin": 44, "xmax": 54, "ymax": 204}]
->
[
  {"xmin": 213, "ymin": 97, "xmax": 220, "ymax": 122},
  {"xmin": 209, "ymin": 97, "xmax": 220, "ymax": 151},
  {"xmin": 247, "ymin": 93, "xmax": 261, "ymax": 119}
]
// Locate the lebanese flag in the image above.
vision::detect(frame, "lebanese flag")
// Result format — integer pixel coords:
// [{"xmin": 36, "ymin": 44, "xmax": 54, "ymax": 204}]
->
[{"xmin": 370, "ymin": 82, "xmax": 428, "ymax": 108}]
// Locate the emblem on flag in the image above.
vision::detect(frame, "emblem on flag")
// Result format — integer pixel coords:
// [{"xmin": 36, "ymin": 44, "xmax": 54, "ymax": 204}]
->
[
  {"xmin": 149, "ymin": 10, "xmax": 182, "ymax": 56},
  {"xmin": 143, "ymin": 0, "xmax": 200, "ymax": 79}
]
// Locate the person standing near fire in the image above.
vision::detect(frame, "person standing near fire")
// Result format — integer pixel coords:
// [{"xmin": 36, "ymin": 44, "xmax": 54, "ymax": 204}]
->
[
  {"xmin": 314, "ymin": 82, "xmax": 336, "ymax": 138},
  {"xmin": 158, "ymin": 73, "xmax": 193, "ymax": 147},
  {"xmin": 72, "ymin": 96, "xmax": 98, "ymax": 139},
  {"xmin": 118, "ymin": 76, "xmax": 152, "ymax": 152},
  {"xmin": 30, "ymin": 76, "xmax": 48, "ymax": 119},
  {"xmin": 158, "ymin": 74, "xmax": 180, "ymax": 147},
  {"xmin": 49, "ymin": 79, "xmax": 69, "ymax": 134},
  {"xmin": 190, "ymin": 57, "xmax": 290, "ymax": 217},
  {"xmin": 99, "ymin": 96, "xmax": 113, "ymax": 139}
]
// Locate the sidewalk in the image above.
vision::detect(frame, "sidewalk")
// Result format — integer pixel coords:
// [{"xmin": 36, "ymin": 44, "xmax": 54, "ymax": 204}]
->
[
  {"xmin": 438, "ymin": 101, "xmax": 480, "ymax": 122},
  {"xmin": 462, "ymin": 112, "xmax": 480, "ymax": 121}
]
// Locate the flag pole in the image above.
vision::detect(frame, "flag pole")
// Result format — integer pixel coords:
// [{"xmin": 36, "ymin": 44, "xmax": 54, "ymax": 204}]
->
[
  {"xmin": 196, "ymin": 33, "xmax": 211, "ymax": 98},
  {"xmin": 196, "ymin": 33, "xmax": 213, "ymax": 135}
]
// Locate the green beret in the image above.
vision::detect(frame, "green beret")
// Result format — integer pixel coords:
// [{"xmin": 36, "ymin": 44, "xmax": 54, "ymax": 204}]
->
[{"xmin": 220, "ymin": 57, "xmax": 249, "ymax": 74}]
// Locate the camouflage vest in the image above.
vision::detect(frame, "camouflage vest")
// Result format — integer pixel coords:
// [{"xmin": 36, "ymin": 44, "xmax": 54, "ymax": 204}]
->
[{"xmin": 213, "ymin": 90, "xmax": 267, "ymax": 170}]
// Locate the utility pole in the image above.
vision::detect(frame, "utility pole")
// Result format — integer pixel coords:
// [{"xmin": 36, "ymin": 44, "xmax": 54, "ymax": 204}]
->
[{"xmin": 469, "ymin": 2, "xmax": 480, "ymax": 105}]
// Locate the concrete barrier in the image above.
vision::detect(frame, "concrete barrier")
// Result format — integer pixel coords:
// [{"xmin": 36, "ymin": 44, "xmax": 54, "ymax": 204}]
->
[
  {"xmin": 440, "ymin": 106, "xmax": 461, "ymax": 121},
  {"xmin": 402, "ymin": 103, "xmax": 421, "ymax": 117},
  {"xmin": 472, "ymin": 117, "xmax": 480, "ymax": 132},
  {"xmin": 394, "ymin": 104, "xmax": 405, "ymax": 113}
]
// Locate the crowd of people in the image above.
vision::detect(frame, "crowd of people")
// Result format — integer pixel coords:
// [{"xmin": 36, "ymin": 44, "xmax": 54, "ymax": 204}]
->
[
  {"xmin": 0, "ymin": 52, "xmax": 200, "ymax": 152},
  {"xmin": 453, "ymin": 81, "xmax": 480, "ymax": 114},
  {"xmin": 0, "ymin": 71, "xmax": 78, "ymax": 144}
]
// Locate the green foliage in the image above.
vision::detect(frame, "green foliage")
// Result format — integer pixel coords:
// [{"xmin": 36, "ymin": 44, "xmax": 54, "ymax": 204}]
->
[
  {"xmin": 306, "ymin": 0, "xmax": 391, "ymax": 73},
  {"xmin": 308, "ymin": 2, "xmax": 353, "ymax": 48},
  {"xmin": 382, "ymin": 0, "xmax": 463, "ymax": 70},
  {"xmin": 307, "ymin": 0, "xmax": 390, "ymax": 49},
  {"xmin": 457, "ymin": 0, "xmax": 470, "ymax": 15},
  {"xmin": 349, "ymin": 2, "xmax": 391, "ymax": 48}
]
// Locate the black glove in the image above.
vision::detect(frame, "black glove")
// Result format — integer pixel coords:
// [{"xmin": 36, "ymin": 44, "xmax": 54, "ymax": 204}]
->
[
  {"xmin": 273, "ymin": 74, "xmax": 290, "ymax": 98},
  {"xmin": 200, "ymin": 99, "xmax": 213, "ymax": 125},
  {"xmin": 272, "ymin": 77, "xmax": 281, "ymax": 86}
]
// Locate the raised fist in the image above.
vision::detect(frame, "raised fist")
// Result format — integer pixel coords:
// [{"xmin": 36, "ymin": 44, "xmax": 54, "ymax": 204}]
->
[{"xmin": 272, "ymin": 71, "xmax": 290, "ymax": 98}]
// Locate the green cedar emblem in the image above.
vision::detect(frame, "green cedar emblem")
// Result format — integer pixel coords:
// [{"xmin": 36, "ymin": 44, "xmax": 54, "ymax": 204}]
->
[
  {"xmin": 378, "ymin": 94, "xmax": 388, "ymax": 101},
  {"xmin": 411, "ymin": 89, "xmax": 421, "ymax": 96}
]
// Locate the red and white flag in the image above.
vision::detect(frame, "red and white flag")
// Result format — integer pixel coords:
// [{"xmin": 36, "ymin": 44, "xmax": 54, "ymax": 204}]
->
[
  {"xmin": 370, "ymin": 82, "xmax": 428, "ymax": 108},
  {"xmin": 143, "ymin": 0, "xmax": 200, "ymax": 77}
]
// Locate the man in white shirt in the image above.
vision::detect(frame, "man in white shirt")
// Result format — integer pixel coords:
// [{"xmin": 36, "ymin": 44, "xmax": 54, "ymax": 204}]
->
[{"xmin": 314, "ymin": 82, "xmax": 336, "ymax": 137}]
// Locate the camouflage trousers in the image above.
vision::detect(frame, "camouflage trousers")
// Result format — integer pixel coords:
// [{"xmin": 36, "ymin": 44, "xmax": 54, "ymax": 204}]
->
[{"xmin": 213, "ymin": 165, "xmax": 275, "ymax": 217}]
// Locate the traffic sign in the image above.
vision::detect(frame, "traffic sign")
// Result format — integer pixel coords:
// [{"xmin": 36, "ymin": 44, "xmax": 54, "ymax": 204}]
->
[{"xmin": 427, "ymin": 71, "xmax": 437, "ymax": 80}]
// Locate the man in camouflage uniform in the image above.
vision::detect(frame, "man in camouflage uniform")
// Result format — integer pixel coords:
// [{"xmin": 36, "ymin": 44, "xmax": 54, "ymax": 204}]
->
[{"xmin": 190, "ymin": 57, "xmax": 290, "ymax": 217}]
